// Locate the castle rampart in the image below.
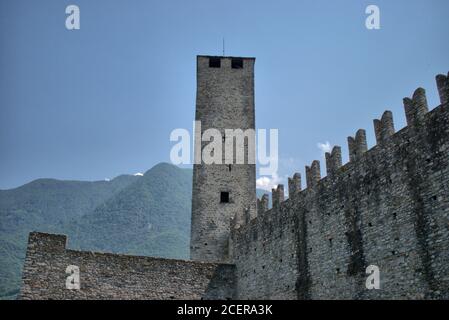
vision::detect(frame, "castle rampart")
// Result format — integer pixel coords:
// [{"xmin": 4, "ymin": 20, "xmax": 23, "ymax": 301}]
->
[
  {"xmin": 18, "ymin": 66, "xmax": 449, "ymax": 300},
  {"xmin": 232, "ymin": 75, "xmax": 449, "ymax": 299}
]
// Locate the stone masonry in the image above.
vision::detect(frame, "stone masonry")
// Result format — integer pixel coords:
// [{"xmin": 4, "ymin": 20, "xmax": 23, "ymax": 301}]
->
[
  {"xmin": 232, "ymin": 74, "xmax": 449, "ymax": 299},
  {"xmin": 190, "ymin": 56, "xmax": 257, "ymax": 263},
  {"xmin": 20, "ymin": 232, "xmax": 235, "ymax": 300},
  {"xmin": 18, "ymin": 56, "xmax": 449, "ymax": 300}
]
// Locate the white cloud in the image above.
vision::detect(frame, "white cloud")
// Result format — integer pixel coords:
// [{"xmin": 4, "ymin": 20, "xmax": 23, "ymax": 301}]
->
[
  {"xmin": 134, "ymin": 172, "xmax": 144, "ymax": 176},
  {"xmin": 257, "ymin": 156, "xmax": 302, "ymax": 194},
  {"xmin": 104, "ymin": 178, "xmax": 110, "ymax": 182},
  {"xmin": 256, "ymin": 172, "xmax": 282, "ymax": 191},
  {"xmin": 317, "ymin": 141, "xmax": 332, "ymax": 154}
]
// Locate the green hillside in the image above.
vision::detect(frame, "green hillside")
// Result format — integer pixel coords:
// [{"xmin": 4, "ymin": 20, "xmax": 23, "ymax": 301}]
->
[
  {"xmin": 66, "ymin": 163, "xmax": 192, "ymax": 259},
  {"xmin": 0, "ymin": 172, "xmax": 140, "ymax": 299}
]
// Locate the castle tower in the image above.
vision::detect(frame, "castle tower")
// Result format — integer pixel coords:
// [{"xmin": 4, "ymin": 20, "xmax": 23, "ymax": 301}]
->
[{"xmin": 190, "ymin": 55, "xmax": 257, "ymax": 262}]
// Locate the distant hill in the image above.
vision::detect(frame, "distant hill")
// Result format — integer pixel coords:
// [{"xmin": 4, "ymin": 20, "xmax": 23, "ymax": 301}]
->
[
  {"xmin": 0, "ymin": 163, "xmax": 270, "ymax": 299},
  {"xmin": 0, "ymin": 173, "xmax": 139, "ymax": 299},
  {"xmin": 0, "ymin": 175, "xmax": 139, "ymax": 233},
  {"xmin": 65, "ymin": 163, "xmax": 192, "ymax": 259}
]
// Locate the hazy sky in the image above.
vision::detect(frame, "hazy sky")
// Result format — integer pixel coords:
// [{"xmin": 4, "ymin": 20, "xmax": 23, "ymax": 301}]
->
[{"xmin": 1, "ymin": 0, "xmax": 448, "ymax": 189}]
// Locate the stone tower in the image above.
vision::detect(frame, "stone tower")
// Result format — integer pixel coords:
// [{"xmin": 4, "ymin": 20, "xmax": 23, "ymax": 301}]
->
[{"xmin": 190, "ymin": 55, "xmax": 257, "ymax": 262}]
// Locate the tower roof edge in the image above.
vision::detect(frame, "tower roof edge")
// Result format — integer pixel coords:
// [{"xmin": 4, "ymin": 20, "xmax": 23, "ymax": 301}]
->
[{"xmin": 197, "ymin": 55, "xmax": 256, "ymax": 60}]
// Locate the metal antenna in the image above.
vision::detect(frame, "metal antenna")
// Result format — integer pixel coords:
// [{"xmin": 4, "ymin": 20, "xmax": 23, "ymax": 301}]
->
[{"xmin": 222, "ymin": 37, "xmax": 225, "ymax": 56}]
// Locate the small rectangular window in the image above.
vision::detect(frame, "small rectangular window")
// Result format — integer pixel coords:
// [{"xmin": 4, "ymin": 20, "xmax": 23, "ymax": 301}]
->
[
  {"xmin": 231, "ymin": 58, "xmax": 243, "ymax": 69},
  {"xmin": 220, "ymin": 192, "xmax": 230, "ymax": 203},
  {"xmin": 209, "ymin": 57, "xmax": 221, "ymax": 68}
]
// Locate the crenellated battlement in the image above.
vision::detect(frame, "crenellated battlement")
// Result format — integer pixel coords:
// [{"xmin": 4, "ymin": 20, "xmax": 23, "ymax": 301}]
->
[
  {"xmin": 325, "ymin": 146, "xmax": 342, "ymax": 177},
  {"xmin": 256, "ymin": 194, "xmax": 269, "ymax": 216},
  {"xmin": 403, "ymin": 88, "xmax": 429, "ymax": 125},
  {"xmin": 373, "ymin": 110, "xmax": 395, "ymax": 144},
  {"xmin": 271, "ymin": 184, "xmax": 285, "ymax": 209},
  {"xmin": 288, "ymin": 173, "xmax": 301, "ymax": 198},
  {"xmin": 305, "ymin": 160, "xmax": 321, "ymax": 189},
  {"xmin": 436, "ymin": 72, "xmax": 449, "ymax": 105},
  {"xmin": 348, "ymin": 129, "xmax": 367, "ymax": 162},
  {"xmin": 232, "ymin": 72, "xmax": 449, "ymax": 299},
  {"xmin": 248, "ymin": 73, "xmax": 449, "ymax": 218}
]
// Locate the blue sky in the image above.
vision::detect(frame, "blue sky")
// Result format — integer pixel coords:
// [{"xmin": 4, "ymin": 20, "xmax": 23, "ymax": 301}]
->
[{"xmin": 1, "ymin": 0, "xmax": 448, "ymax": 189}]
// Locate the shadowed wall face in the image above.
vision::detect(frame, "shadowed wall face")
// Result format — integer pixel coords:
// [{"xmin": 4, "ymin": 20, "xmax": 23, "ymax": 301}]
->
[
  {"xmin": 232, "ymin": 91, "xmax": 449, "ymax": 300},
  {"xmin": 190, "ymin": 56, "xmax": 257, "ymax": 263}
]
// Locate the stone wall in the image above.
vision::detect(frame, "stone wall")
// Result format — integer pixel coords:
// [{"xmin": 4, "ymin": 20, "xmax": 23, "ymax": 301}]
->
[
  {"xmin": 231, "ymin": 204, "xmax": 299, "ymax": 299},
  {"xmin": 19, "ymin": 232, "xmax": 235, "ymax": 300},
  {"xmin": 232, "ymin": 75, "xmax": 449, "ymax": 299},
  {"xmin": 191, "ymin": 55, "xmax": 257, "ymax": 263}
]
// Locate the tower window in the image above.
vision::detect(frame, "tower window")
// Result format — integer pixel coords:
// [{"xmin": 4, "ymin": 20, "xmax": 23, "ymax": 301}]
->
[
  {"xmin": 220, "ymin": 192, "xmax": 230, "ymax": 203},
  {"xmin": 231, "ymin": 58, "xmax": 243, "ymax": 69},
  {"xmin": 209, "ymin": 57, "xmax": 221, "ymax": 68}
]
